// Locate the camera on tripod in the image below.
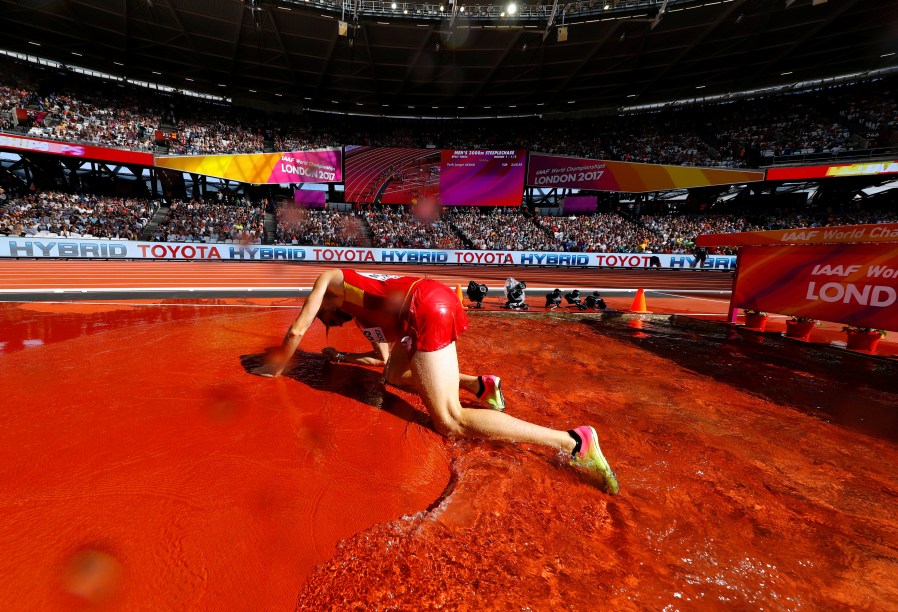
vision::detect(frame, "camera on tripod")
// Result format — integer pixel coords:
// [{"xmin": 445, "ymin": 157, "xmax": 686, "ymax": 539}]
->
[
  {"xmin": 466, "ymin": 280, "xmax": 489, "ymax": 308},
  {"xmin": 502, "ymin": 277, "xmax": 528, "ymax": 310},
  {"xmin": 585, "ymin": 291, "xmax": 607, "ymax": 310},
  {"xmin": 564, "ymin": 289, "xmax": 586, "ymax": 310}
]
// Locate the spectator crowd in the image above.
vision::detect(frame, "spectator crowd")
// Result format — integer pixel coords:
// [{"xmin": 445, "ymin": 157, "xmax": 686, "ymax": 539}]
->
[
  {"xmin": 154, "ymin": 199, "xmax": 264, "ymax": 244},
  {"xmin": 275, "ymin": 208, "xmax": 364, "ymax": 247},
  {"xmin": 0, "ymin": 191, "xmax": 158, "ymax": 239},
  {"xmin": 365, "ymin": 206, "xmax": 462, "ymax": 249},
  {"xmin": 2, "ymin": 188, "xmax": 896, "ymax": 255},
  {"xmin": 2, "ymin": 55, "xmax": 896, "ymax": 165}
]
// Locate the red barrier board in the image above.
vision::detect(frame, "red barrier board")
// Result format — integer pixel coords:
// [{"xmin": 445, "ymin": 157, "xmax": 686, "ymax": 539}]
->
[
  {"xmin": 732, "ymin": 244, "xmax": 898, "ymax": 331},
  {"xmin": 766, "ymin": 160, "xmax": 898, "ymax": 181},
  {"xmin": 697, "ymin": 223, "xmax": 898, "ymax": 248},
  {"xmin": 0, "ymin": 133, "xmax": 154, "ymax": 166}
]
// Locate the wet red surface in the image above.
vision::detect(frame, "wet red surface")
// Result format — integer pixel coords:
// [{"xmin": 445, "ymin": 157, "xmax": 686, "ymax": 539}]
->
[
  {"xmin": 0, "ymin": 300, "xmax": 449, "ymax": 609},
  {"xmin": 2, "ymin": 297, "xmax": 898, "ymax": 609}
]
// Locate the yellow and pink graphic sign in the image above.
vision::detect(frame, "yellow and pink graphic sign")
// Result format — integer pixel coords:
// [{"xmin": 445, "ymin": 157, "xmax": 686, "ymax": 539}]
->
[
  {"xmin": 527, "ymin": 153, "xmax": 764, "ymax": 192},
  {"xmin": 766, "ymin": 160, "xmax": 898, "ymax": 181},
  {"xmin": 154, "ymin": 149, "xmax": 342, "ymax": 184}
]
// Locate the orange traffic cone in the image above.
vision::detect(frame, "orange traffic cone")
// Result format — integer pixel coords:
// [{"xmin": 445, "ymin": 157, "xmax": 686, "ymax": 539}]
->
[
  {"xmin": 455, "ymin": 284, "xmax": 465, "ymax": 306},
  {"xmin": 629, "ymin": 288, "xmax": 651, "ymax": 314}
]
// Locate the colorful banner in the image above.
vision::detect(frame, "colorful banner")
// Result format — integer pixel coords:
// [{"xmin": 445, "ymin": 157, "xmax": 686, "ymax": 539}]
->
[
  {"xmin": 766, "ymin": 160, "xmax": 898, "ymax": 181},
  {"xmin": 0, "ymin": 237, "xmax": 735, "ymax": 270},
  {"xmin": 0, "ymin": 133, "xmax": 154, "ymax": 166},
  {"xmin": 562, "ymin": 195, "xmax": 598, "ymax": 213},
  {"xmin": 697, "ymin": 223, "xmax": 898, "ymax": 248},
  {"xmin": 732, "ymin": 244, "xmax": 898, "ymax": 331},
  {"xmin": 293, "ymin": 188, "xmax": 326, "ymax": 209},
  {"xmin": 439, "ymin": 149, "xmax": 527, "ymax": 207},
  {"xmin": 527, "ymin": 153, "xmax": 765, "ymax": 192},
  {"xmin": 154, "ymin": 148, "xmax": 342, "ymax": 184}
]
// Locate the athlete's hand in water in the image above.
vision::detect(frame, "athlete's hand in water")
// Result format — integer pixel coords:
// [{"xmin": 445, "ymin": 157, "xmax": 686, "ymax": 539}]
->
[
  {"xmin": 253, "ymin": 348, "xmax": 287, "ymax": 377},
  {"xmin": 252, "ymin": 362, "xmax": 281, "ymax": 378}
]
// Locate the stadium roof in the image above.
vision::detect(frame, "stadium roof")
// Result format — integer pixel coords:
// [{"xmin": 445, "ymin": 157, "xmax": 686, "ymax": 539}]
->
[{"xmin": 1, "ymin": 0, "xmax": 896, "ymax": 118}]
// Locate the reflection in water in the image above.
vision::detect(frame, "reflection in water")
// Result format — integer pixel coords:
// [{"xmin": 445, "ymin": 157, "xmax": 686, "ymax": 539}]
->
[{"xmin": 0, "ymin": 301, "xmax": 267, "ymax": 356}]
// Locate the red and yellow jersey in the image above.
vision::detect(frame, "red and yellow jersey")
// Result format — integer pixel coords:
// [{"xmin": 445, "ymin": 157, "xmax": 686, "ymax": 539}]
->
[{"xmin": 339, "ymin": 269, "xmax": 422, "ymax": 344}]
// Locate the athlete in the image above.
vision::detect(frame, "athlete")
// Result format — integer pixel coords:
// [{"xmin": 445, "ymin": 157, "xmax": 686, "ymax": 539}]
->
[{"xmin": 255, "ymin": 268, "xmax": 619, "ymax": 494}]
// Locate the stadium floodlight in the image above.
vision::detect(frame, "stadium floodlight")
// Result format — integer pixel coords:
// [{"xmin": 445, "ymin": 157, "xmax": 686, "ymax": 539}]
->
[
  {"xmin": 558, "ymin": 25, "xmax": 568, "ymax": 42},
  {"xmin": 508, "ymin": 3, "xmax": 517, "ymax": 14},
  {"xmin": 391, "ymin": 2, "xmax": 396, "ymax": 7}
]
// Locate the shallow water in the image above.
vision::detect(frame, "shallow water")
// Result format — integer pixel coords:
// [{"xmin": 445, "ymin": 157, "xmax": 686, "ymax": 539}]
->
[{"xmin": 1, "ymin": 303, "xmax": 897, "ymax": 609}]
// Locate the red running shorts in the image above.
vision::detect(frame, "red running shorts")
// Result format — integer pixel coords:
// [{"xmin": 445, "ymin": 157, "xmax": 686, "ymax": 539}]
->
[{"xmin": 402, "ymin": 279, "xmax": 469, "ymax": 353}]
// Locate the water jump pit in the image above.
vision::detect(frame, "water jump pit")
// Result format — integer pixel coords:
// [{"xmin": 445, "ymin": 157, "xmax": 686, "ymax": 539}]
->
[{"xmin": 1, "ymin": 299, "xmax": 897, "ymax": 609}]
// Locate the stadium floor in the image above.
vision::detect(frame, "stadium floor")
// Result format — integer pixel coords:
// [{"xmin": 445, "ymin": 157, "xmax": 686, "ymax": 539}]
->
[{"xmin": 1, "ymin": 262, "xmax": 897, "ymax": 609}]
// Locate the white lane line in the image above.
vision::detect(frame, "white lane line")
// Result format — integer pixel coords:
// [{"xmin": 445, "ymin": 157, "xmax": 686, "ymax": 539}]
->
[
  {"xmin": 3, "ymin": 300, "xmax": 302, "ymax": 309},
  {"xmin": 0, "ymin": 299, "xmax": 743, "ymax": 316},
  {"xmin": 0, "ymin": 286, "xmax": 314, "ymax": 293},
  {"xmin": 0, "ymin": 286, "xmax": 731, "ymax": 294},
  {"xmin": 0, "ymin": 280, "xmax": 328, "ymax": 286},
  {"xmin": 651, "ymin": 290, "xmax": 733, "ymax": 303},
  {"xmin": 489, "ymin": 287, "xmax": 730, "ymax": 294}
]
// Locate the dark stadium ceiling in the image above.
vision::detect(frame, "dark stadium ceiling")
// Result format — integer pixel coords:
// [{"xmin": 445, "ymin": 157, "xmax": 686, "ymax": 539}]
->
[{"xmin": 1, "ymin": 0, "xmax": 897, "ymax": 118}]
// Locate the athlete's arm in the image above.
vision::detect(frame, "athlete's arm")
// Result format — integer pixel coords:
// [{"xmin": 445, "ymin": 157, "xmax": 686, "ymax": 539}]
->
[
  {"xmin": 255, "ymin": 271, "xmax": 337, "ymax": 377},
  {"xmin": 322, "ymin": 341, "xmax": 389, "ymax": 367}
]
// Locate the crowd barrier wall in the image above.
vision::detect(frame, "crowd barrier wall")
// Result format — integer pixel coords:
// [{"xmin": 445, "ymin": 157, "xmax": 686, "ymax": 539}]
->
[{"xmin": 0, "ymin": 237, "xmax": 735, "ymax": 270}]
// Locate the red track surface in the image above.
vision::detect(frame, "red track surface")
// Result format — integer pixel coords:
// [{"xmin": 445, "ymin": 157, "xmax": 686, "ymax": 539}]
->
[
  {"xmin": 0, "ymin": 260, "xmax": 893, "ymax": 354},
  {"xmin": 0, "ymin": 260, "xmax": 732, "ymax": 293}
]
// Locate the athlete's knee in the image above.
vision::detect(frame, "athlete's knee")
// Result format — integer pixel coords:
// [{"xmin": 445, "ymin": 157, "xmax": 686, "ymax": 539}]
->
[{"xmin": 429, "ymin": 404, "xmax": 467, "ymax": 438}]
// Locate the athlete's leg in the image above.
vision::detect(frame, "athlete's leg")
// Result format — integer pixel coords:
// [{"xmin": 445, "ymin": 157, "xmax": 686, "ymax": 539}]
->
[
  {"xmin": 410, "ymin": 342, "xmax": 573, "ymax": 450},
  {"xmin": 383, "ymin": 341, "xmax": 414, "ymax": 389},
  {"xmin": 385, "ymin": 342, "xmax": 504, "ymax": 410},
  {"xmin": 411, "ymin": 343, "xmax": 619, "ymax": 493}
]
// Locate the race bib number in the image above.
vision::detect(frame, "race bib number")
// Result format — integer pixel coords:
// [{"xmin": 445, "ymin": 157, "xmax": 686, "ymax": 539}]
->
[
  {"xmin": 362, "ymin": 326, "xmax": 387, "ymax": 343},
  {"xmin": 359, "ymin": 272, "xmax": 401, "ymax": 281}
]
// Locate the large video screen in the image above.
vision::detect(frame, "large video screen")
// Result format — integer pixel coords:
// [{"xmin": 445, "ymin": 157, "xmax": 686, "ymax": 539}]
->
[
  {"xmin": 439, "ymin": 149, "xmax": 527, "ymax": 207},
  {"xmin": 344, "ymin": 146, "xmax": 526, "ymax": 207},
  {"xmin": 344, "ymin": 146, "xmax": 440, "ymax": 205}
]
